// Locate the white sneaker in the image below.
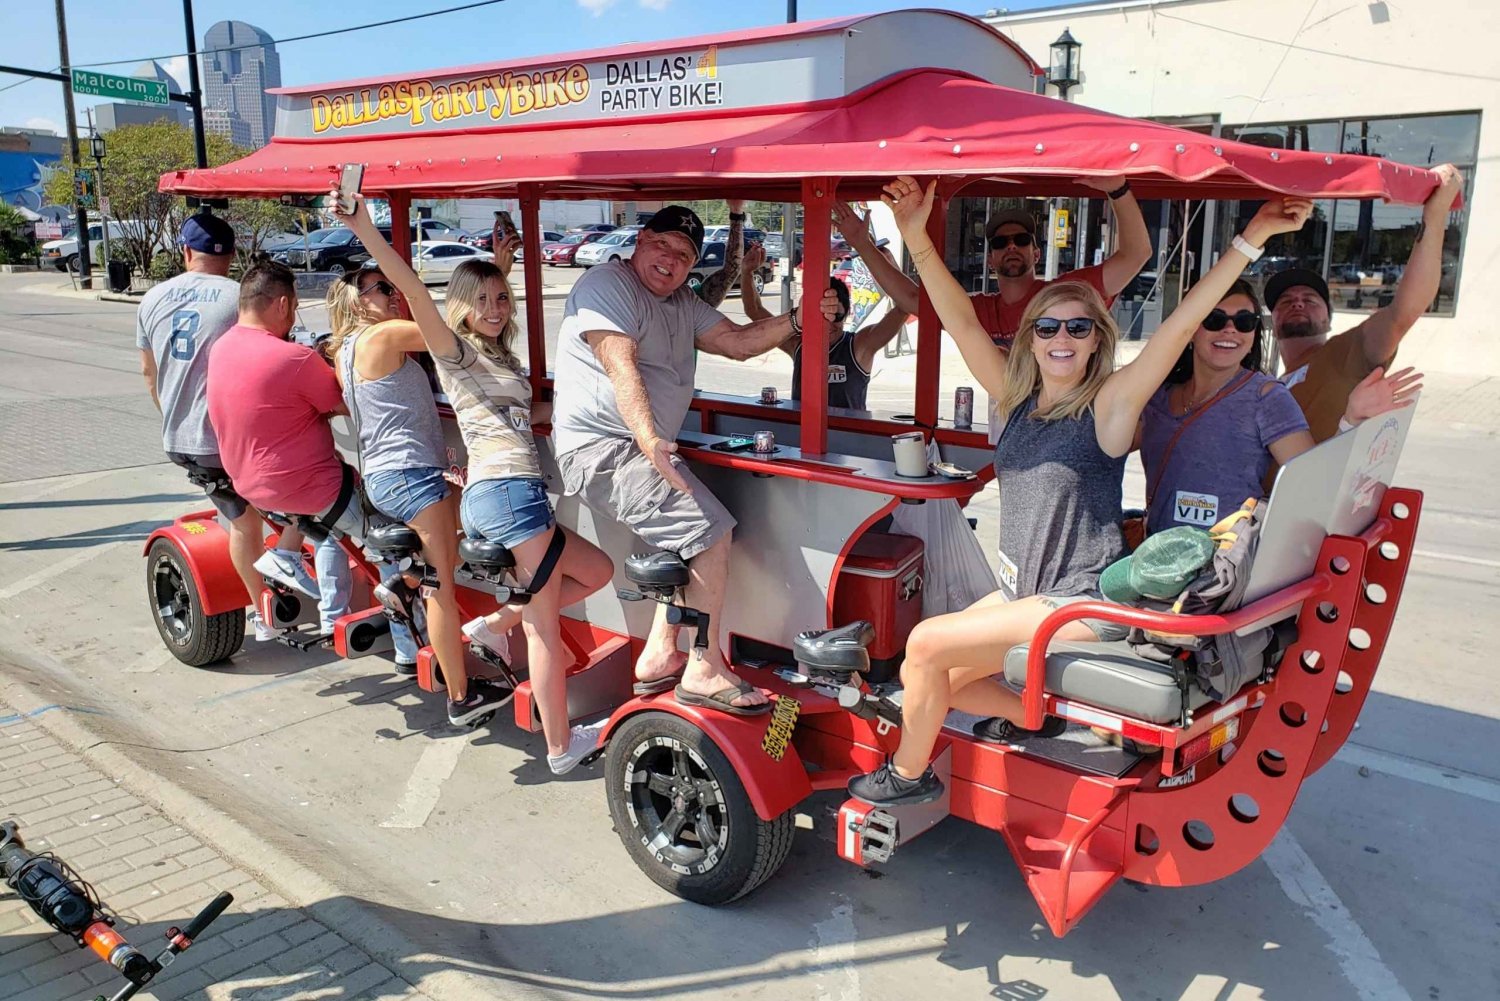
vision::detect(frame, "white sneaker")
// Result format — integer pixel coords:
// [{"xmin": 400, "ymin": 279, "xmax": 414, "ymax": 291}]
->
[
  {"xmin": 462, "ymin": 616, "xmax": 511, "ymax": 662},
  {"xmin": 548, "ymin": 719, "xmax": 609, "ymax": 776},
  {"xmin": 249, "ymin": 611, "xmax": 283, "ymax": 643},
  {"xmin": 254, "ymin": 549, "xmax": 319, "ymax": 599}
]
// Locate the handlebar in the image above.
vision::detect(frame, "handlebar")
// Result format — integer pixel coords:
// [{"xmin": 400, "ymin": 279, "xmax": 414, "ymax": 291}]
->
[{"xmin": 182, "ymin": 891, "xmax": 234, "ymax": 941}]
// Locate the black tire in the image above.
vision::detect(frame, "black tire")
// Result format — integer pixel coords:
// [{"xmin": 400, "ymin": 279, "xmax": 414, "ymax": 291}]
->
[
  {"xmin": 146, "ymin": 539, "xmax": 245, "ymax": 667},
  {"xmin": 606, "ymin": 711, "xmax": 795, "ymax": 905},
  {"xmin": 752, "ymin": 272, "xmax": 766, "ymax": 296},
  {"xmin": 327, "ymin": 262, "xmax": 347, "ymax": 277},
  {"xmin": 64, "ymin": 254, "xmax": 79, "ymax": 273}
]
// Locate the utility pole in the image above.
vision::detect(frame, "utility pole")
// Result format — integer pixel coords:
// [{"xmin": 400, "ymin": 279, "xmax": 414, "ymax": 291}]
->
[
  {"xmin": 54, "ymin": 0, "xmax": 92, "ymax": 289},
  {"xmin": 780, "ymin": 0, "xmax": 797, "ymax": 312},
  {"xmin": 181, "ymin": 0, "xmax": 208, "ymax": 169}
]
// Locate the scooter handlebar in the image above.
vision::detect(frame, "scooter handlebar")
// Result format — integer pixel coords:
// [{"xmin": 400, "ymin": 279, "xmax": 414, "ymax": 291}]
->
[{"xmin": 181, "ymin": 891, "xmax": 233, "ymax": 940}]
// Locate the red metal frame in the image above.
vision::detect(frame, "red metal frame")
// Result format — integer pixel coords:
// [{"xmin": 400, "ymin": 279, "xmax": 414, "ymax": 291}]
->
[{"xmin": 143, "ymin": 512, "xmax": 250, "ymax": 617}]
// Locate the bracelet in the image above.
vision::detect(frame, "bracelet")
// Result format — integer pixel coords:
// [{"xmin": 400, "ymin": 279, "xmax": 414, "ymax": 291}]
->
[
  {"xmin": 728, "ymin": 212, "xmax": 746, "ymax": 222},
  {"xmin": 789, "ymin": 308, "xmax": 802, "ymax": 337},
  {"xmin": 1106, "ymin": 181, "xmax": 1132, "ymax": 200},
  {"xmin": 1231, "ymin": 234, "xmax": 1264, "ymax": 262}
]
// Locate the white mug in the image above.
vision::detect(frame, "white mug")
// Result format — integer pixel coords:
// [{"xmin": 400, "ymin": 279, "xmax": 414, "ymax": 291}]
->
[{"xmin": 891, "ymin": 432, "xmax": 928, "ymax": 478}]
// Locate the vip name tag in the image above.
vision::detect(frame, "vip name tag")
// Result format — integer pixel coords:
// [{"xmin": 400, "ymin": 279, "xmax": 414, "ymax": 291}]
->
[
  {"xmin": 828, "ymin": 365, "xmax": 847, "ymax": 385},
  {"xmin": 998, "ymin": 550, "xmax": 1019, "ymax": 594},
  {"xmin": 1174, "ymin": 491, "xmax": 1219, "ymax": 526},
  {"xmin": 508, "ymin": 409, "xmax": 531, "ymax": 432}
]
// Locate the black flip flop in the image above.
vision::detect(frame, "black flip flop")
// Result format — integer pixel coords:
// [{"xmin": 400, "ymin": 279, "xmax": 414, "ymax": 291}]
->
[
  {"xmin": 673, "ymin": 679, "xmax": 773, "ymax": 717},
  {"xmin": 632, "ymin": 674, "xmax": 682, "ymax": 696}
]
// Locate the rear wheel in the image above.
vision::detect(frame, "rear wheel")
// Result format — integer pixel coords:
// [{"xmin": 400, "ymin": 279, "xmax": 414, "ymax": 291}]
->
[
  {"xmin": 609, "ymin": 255, "xmax": 622, "ymax": 263},
  {"xmin": 606, "ymin": 711, "xmax": 795, "ymax": 905},
  {"xmin": 147, "ymin": 539, "xmax": 245, "ymax": 667}
]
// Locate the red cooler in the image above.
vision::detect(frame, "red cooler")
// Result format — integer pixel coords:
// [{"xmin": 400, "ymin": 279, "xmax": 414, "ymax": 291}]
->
[{"xmin": 832, "ymin": 532, "xmax": 924, "ymax": 684}]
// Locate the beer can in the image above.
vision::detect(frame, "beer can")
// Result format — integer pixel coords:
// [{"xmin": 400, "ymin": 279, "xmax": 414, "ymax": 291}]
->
[
  {"xmin": 760, "ymin": 385, "xmax": 778, "ymax": 405},
  {"xmin": 954, "ymin": 386, "xmax": 975, "ymax": 429},
  {"xmin": 753, "ymin": 430, "xmax": 776, "ymax": 454}
]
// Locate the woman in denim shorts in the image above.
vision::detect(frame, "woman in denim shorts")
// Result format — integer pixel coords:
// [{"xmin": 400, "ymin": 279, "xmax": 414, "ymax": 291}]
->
[
  {"xmin": 339, "ymin": 198, "xmax": 614, "ymax": 775},
  {"xmin": 324, "ymin": 254, "xmax": 511, "ymax": 727}
]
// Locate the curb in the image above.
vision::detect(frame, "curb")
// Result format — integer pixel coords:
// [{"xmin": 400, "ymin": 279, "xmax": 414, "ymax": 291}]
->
[{"xmin": 0, "ymin": 642, "xmax": 523, "ymax": 1000}]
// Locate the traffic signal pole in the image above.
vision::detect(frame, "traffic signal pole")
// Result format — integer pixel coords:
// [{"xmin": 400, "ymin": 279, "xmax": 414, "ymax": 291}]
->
[
  {"xmin": 181, "ymin": 0, "xmax": 208, "ymax": 170},
  {"xmin": 54, "ymin": 0, "xmax": 92, "ymax": 289}
]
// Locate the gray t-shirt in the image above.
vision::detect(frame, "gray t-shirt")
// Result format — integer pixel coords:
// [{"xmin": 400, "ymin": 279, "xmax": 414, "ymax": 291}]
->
[
  {"xmin": 135, "ymin": 272, "xmax": 241, "ymax": 455},
  {"xmin": 552, "ymin": 260, "xmax": 724, "ymax": 457}
]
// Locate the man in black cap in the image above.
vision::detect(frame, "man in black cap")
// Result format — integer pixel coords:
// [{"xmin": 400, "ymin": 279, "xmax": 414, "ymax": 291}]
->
[
  {"xmin": 136, "ymin": 213, "xmax": 313, "ymax": 642},
  {"xmin": 1266, "ymin": 163, "xmax": 1463, "ymax": 441},
  {"xmin": 553, "ymin": 205, "xmax": 841, "ymax": 717}
]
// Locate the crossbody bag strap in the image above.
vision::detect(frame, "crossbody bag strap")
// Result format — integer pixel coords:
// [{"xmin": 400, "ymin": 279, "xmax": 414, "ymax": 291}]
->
[{"xmin": 1145, "ymin": 369, "xmax": 1255, "ymax": 506}]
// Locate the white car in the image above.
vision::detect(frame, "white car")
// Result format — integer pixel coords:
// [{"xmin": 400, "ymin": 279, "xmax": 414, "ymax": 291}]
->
[
  {"xmin": 411, "ymin": 241, "xmax": 494, "ymax": 283},
  {"xmin": 41, "ymin": 219, "xmax": 146, "ymax": 271},
  {"xmin": 574, "ymin": 227, "xmax": 640, "ymax": 267}
]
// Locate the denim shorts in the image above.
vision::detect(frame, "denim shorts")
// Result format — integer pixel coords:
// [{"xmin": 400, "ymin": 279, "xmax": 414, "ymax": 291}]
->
[
  {"xmin": 1038, "ymin": 592, "xmax": 1130, "ymax": 643},
  {"xmin": 461, "ymin": 477, "xmax": 555, "ymax": 549},
  {"xmin": 363, "ymin": 466, "xmax": 451, "ymax": 525}
]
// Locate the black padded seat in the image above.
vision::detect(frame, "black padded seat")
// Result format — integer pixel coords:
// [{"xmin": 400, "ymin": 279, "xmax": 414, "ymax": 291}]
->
[
  {"xmin": 794, "ymin": 622, "xmax": 875, "ymax": 675},
  {"xmin": 1003, "ymin": 641, "xmax": 1215, "ymax": 726},
  {"xmin": 625, "ymin": 551, "xmax": 690, "ymax": 590},
  {"xmin": 365, "ymin": 524, "xmax": 422, "ymax": 559},
  {"xmin": 458, "ymin": 538, "xmax": 515, "ymax": 572}
]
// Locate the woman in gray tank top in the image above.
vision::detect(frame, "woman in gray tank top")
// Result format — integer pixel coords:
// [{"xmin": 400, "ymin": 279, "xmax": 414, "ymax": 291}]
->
[
  {"xmin": 848, "ymin": 176, "xmax": 1313, "ymax": 807},
  {"xmin": 325, "ymin": 266, "xmax": 512, "ymax": 727}
]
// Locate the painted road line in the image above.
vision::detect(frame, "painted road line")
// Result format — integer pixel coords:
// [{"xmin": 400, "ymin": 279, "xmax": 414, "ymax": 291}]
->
[
  {"xmin": 1411, "ymin": 548, "xmax": 1500, "ymax": 570},
  {"xmin": 1262, "ymin": 830, "xmax": 1412, "ymax": 1001},
  {"xmin": 809, "ymin": 900, "xmax": 863, "ymax": 1001},
  {"xmin": 380, "ymin": 739, "xmax": 469, "ymax": 829},
  {"xmin": 1337, "ymin": 743, "xmax": 1500, "ymax": 806}
]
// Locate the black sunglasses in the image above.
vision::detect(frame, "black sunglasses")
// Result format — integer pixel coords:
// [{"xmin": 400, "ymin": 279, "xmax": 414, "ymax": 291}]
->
[
  {"xmin": 989, "ymin": 232, "xmax": 1035, "ymax": 251},
  {"xmin": 359, "ymin": 279, "xmax": 396, "ymax": 298},
  {"xmin": 1202, "ymin": 308, "xmax": 1260, "ymax": 333},
  {"xmin": 1033, "ymin": 317, "xmax": 1096, "ymax": 339}
]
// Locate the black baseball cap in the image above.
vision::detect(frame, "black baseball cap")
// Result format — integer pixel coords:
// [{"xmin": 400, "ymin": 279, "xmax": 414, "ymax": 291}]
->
[
  {"xmin": 179, "ymin": 213, "xmax": 236, "ymax": 256},
  {"xmin": 1264, "ymin": 268, "xmax": 1330, "ymax": 311},
  {"xmin": 642, "ymin": 205, "xmax": 704, "ymax": 255}
]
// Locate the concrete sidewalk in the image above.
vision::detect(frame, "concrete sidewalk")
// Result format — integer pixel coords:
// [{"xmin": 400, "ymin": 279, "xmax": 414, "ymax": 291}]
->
[{"xmin": 0, "ymin": 699, "xmax": 434, "ymax": 1001}]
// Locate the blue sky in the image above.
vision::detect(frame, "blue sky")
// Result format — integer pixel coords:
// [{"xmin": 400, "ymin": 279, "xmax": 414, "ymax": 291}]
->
[{"xmin": 1, "ymin": 0, "xmax": 1055, "ymax": 137}]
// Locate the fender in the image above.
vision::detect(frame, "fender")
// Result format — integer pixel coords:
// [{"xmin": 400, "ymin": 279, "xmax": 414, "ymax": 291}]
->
[
  {"xmin": 604, "ymin": 696, "xmax": 815, "ymax": 822},
  {"xmin": 142, "ymin": 512, "xmax": 249, "ymax": 617}
]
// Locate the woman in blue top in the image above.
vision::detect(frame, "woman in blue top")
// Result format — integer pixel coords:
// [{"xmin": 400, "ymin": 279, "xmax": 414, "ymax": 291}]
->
[{"xmin": 848, "ymin": 176, "xmax": 1312, "ymax": 807}]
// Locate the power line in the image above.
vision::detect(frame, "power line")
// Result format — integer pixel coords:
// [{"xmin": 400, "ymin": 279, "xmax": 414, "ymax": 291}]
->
[{"xmin": 70, "ymin": 0, "xmax": 510, "ymax": 71}]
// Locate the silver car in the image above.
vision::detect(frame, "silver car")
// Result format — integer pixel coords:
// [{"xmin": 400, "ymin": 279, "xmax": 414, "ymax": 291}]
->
[{"xmin": 573, "ymin": 227, "xmax": 640, "ymax": 267}]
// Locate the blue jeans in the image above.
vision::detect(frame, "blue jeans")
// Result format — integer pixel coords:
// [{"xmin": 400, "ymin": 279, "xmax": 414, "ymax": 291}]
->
[{"xmin": 314, "ymin": 527, "xmax": 418, "ymax": 664}]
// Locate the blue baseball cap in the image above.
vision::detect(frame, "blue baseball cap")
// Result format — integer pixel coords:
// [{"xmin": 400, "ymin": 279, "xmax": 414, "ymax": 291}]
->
[{"xmin": 179, "ymin": 214, "xmax": 235, "ymax": 256}]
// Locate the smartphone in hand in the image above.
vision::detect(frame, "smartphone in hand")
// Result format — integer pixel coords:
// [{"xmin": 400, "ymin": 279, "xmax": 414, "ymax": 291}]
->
[
  {"xmin": 336, "ymin": 163, "xmax": 364, "ymax": 214},
  {"xmin": 495, "ymin": 209, "xmax": 518, "ymax": 241}
]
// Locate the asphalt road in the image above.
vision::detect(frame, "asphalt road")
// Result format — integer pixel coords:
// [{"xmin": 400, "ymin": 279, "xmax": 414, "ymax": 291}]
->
[{"xmin": 1, "ymin": 274, "xmax": 1497, "ymax": 1001}]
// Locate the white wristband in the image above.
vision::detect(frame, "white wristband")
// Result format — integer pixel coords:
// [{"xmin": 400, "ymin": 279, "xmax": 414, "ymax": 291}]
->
[
  {"xmin": 1338, "ymin": 415, "xmax": 1356, "ymax": 433},
  {"xmin": 1232, "ymin": 234, "xmax": 1264, "ymax": 262}
]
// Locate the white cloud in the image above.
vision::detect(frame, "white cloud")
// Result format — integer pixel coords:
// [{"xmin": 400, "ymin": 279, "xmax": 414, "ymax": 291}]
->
[
  {"xmin": 639, "ymin": 0, "xmax": 672, "ymax": 9},
  {"xmin": 577, "ymin": 0, "xmax": 617, "ymax": 14},
  {"xmin": 160, "ymin": 56, "xmax": 191, "ymax": 93},
  {"xmin": 24, "ymin": 117, "xmax": 63, "ymax": 135}
]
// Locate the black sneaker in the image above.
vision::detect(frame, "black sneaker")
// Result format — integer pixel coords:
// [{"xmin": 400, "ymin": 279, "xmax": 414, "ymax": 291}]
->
[
  {"xmin": 374, "ymin": 573, "xmax": 421, "ymax": 624},
  {"xmin": 447, "ymin": 678, "xmax": 514, "ymax": 725},
  {"xmin": 972, "ymin": 715, "xmax": 1067, "ymax": 745},
  {"xmin": 847, "ymin": 761, "xmax": 943, "ymax": 807},
  {"xmin": 394, "ymin": 660, "xmax": 418, "ymax": 677}
]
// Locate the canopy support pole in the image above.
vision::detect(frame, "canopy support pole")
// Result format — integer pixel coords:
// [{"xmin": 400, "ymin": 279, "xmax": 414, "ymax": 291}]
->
[
  {"xmin": 799, "ymin": 177, "xmax": 835, "ymax": 456},
  {"xmin": 520, "ymin": 185, "xmax": 546, "ymax": 394},
  {"xmin": 914, "ymin": 189, "xmax": 948, "ymax": 431},
  {"xmin": 387, "ymin": 192, "xmax": 412, "ymax": 265}
]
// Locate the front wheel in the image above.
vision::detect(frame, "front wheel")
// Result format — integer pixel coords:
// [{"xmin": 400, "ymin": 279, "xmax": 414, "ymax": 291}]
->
[
  {"xmin": 147, "ymin": 538, "xmax": 245, "ymax": 667},
  {"xmin": 326, "ymin": 262, "xmax": 347, "ymax": 278},
  {"xmin": 605, "ymin": 711, "xmax": 795, "ymax": 905},
  {"xmin": 752, "ymin": 272, "xmax": 766, "ymax": 296}
]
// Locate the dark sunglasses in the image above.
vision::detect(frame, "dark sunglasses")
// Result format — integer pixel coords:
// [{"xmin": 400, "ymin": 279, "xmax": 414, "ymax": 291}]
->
[
  {"xmin": 989, "ymin": 232, "xmax": 1035, "ymax": 251},
  {"xmin": 1033, "ymin": 317, "xmax": 1096, "ymax": 339},
  {"xmin": 359, "ymin": 279, "xmax": 396, "ymax": 298},
  {"xmin": 1202, "ymin": 309, "xmax": 1260, "ymax": 333}
]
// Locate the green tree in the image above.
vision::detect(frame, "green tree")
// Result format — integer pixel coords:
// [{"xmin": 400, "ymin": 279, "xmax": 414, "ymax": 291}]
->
[
  {"xmin": 0, "ymin": 203, "xmax": 37, "ymax": 264},
  {"xmin": 42, "ymin": 121, "xmax": 297, "ymax": 275}
]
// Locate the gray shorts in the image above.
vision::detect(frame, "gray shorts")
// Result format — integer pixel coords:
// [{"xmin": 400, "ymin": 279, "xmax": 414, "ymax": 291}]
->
[
  {"xmin": 558, "ymin": 436, "xmax": 736, "ymax": 560},
  {"xmin": 1038, "ymin": 592, "xmax": 1130, "ymax": 643},
  {"xmin": 168, "ymin": 452, "xmax": 249, "ymax": 521}
]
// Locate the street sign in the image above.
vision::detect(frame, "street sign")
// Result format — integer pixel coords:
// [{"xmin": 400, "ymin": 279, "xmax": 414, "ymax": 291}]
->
[
  {"xmin": 1052, "ymin": 208, "xmax": 1070, "ymax": 248},
  {"xmin": 71, "ymin": 68, "xmax": 168, "ymax": 106}
]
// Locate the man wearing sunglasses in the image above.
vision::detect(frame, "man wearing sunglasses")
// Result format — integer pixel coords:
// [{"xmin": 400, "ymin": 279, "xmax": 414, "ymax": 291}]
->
[{"xmin": 1265, "ymin": 163, "xmax": 1463, "ymax": 441}]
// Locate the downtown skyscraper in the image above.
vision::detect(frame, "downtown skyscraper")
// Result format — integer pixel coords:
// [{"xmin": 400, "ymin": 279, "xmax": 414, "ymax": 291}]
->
[{"xmin": 201, "ymin": 20, "xmax": 281, "ymax": 149}]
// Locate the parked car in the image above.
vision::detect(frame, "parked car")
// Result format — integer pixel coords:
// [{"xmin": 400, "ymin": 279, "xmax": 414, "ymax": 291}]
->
[
  {"xmin": 570, "ymin": 222, "xmax": 618, "ymax": 236},
  {"xmin": 41, "ymin": 219, "xmax": 146, "ymax": 271},
  {"xmin": 411, "ymin": 241, "xmax": 494, "ymax": 283},
  {"xmin": 466, "ymin": 228, "xmax": 561, "ymax": 253},
  {"xmin": 702, "ymin": 226, "xmax": 770, "ymax": 247},
  {"xmin": 540, "ymin": 231, "xmax": 606, "ymax": 266},
  {"xmin": 686, "ymin": 240, "xmax": 776, "ymax": 297},
  {"xmin": 278, "ymin": 227, "xmax": 372, "ymax": 275},
  {"xmin": 574, "ymin": 227, "xmax": 641, "ymax": 267}
]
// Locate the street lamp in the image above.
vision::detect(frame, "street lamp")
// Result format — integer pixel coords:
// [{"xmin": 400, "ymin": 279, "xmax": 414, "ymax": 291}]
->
[
  {"xmin": 87, "ymin": 120, "xmax": 111, "ymax": 278},
  {"xmin": 1047, "ymin": 28, "xmax": 1081, "ymax": 99},
  {"xmin": 89, "ymin": 130, "xmax": 105, "ymax": 163}
]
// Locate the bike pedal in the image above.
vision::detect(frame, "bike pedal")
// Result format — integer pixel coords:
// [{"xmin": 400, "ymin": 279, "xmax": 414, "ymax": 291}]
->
[{"xmin": 855, "ymin": 809, "xmax": 899, "ymax": 864}]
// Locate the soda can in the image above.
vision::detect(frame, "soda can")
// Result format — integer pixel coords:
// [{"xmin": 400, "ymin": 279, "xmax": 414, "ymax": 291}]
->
[
  {"xmin": 760, "ymin": 386, "xmax": 778, "ymax": 405},
  {"xmin": 753, "ymin": 430, "xmax": 776, "ymax": 454},
  {"xmin": 954, "ymin": 386, "xmax": 975, "ymax": 429}
]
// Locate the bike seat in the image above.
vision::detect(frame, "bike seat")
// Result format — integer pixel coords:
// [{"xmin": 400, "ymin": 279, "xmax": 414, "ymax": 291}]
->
[
  {"xmin": 366, "ymin": 524, "xmax": 422, "ymax": 559},
  {"xmin": 794, "ymin": 621, "xmax": 876, "ymax": 676},
  {"xmin": 625, "ymin": 551, "xmax": 690, "ymax": 590},
  {"xmin": 458, "ymin": 538, "xmax": 515, "ymax": 572}
]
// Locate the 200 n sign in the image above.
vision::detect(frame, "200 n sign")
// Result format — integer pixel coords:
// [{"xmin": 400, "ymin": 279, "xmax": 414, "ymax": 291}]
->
[{"xmin": 71, "ymin": 69, "xmax": 168, "ymax": 106}]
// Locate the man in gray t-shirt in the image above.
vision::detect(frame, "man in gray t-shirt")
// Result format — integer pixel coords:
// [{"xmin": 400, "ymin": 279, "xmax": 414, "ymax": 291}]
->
[
  {"xmin": 137, "ymin": 214, "xmax": 314, "ymax": 637},
  {"xmin": 554, "ymin": 205, "xmax": 839, "ymax": 717}
]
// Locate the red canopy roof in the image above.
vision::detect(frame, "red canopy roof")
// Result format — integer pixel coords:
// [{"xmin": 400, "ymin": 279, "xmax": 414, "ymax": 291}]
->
[{"xmin": 161, "ymin": 68, "xmax": 1440, "ymax": 206}]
